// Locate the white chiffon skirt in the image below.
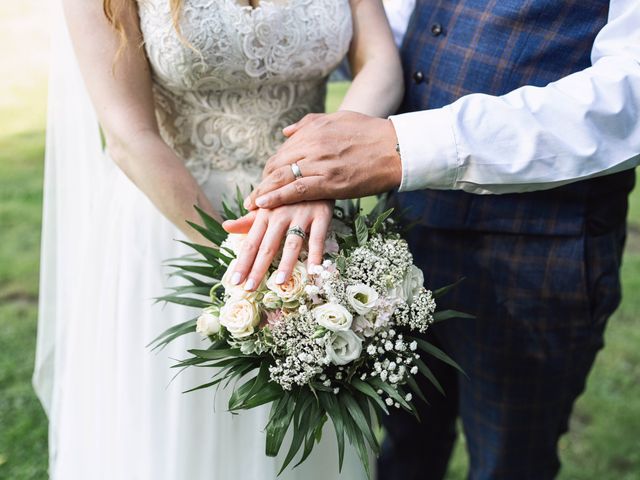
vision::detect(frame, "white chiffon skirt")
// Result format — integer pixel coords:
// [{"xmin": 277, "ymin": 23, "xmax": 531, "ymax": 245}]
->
[{"xmin": 44, "ymin": 162, "xmax": 368, "ymax": 480}]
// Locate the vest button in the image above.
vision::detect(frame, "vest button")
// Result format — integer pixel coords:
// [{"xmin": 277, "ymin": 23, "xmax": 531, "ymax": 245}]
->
[
  {"xmin": 431, "ymin": 23, "xmax": 443, "ymax": 36},
  {"xmin": 413, "ymin": 71, "xmax": 425, "ymax": 84}
]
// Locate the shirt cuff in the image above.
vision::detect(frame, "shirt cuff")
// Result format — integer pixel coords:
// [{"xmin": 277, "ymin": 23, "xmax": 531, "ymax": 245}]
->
[{"xmin": 389, "ymin": 107, "xmax": 460, "ymax": 192}]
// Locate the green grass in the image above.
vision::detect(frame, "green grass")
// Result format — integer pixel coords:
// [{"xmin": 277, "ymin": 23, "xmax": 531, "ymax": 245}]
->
[
  {"xmin": 0, "ymin": 124, "xmax": 48, "ymax": 480},
  {"xmin": 1, "ymin": 66, "xmax": 639, "ymax": 480}
]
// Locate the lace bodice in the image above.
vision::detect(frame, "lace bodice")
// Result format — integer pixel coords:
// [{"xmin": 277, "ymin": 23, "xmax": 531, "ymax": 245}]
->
[{"xmin": 138, "ymin": 0, "xmax": 352, "ymax": 184}]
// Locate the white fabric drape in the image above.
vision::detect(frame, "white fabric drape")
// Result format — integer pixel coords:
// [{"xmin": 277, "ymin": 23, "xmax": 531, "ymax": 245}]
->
[{"xmin": 33, "ymin": 0, "xmax": 106, "ymax": 416}]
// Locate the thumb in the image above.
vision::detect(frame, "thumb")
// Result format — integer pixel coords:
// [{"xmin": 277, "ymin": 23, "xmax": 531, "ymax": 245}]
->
[{"xmin": 222, "ymin": 211, "xmax": 257, "ymax": 234}]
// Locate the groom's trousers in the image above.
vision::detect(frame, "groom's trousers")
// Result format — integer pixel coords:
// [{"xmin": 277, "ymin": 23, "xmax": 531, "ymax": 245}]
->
[{"xmin": 377, "ymin": 223, "xmax": 626, "ymax": 480}]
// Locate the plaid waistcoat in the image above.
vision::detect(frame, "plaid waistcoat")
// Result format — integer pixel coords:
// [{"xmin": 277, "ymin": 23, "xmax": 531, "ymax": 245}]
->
[{"xmin": 396, "ymin": 0, "xmax": 635, "ymax": 235}]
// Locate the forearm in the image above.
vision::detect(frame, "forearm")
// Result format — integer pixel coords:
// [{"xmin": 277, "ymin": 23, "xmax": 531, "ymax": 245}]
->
[
  {"xmin": 65, "ymin": 0, "xmax": 216, "ymax": 243},
  {"xmin": 107, "ymin": 129, "xmax": 218, "ymax": 243},
  {"xmin": 341, "ymin": 0, "xmax": 403, "ymax": 118},
  {"xmin": 339, "ymin": 60, "xmax": 403, "ymax": 118}
]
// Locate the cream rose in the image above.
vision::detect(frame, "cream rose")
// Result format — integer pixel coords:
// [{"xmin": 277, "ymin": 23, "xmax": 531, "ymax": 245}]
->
[
  {"xmin": 346, "ymin": 284, "xmax": 379, "ymax": 315},
  {"xmin": 326, "ymin": 330, "xmax": 363, "ymax": 365},
  {"xmin": 196, "ymin": 307, "xmax": 221, "ymax": 337},
  {"xmin": 266, "ymin": 261, "xmax": 308, "ymax": 302},
  {"xmin": 219, "ymin": 298, "xmax": 261, "ymax": 338},
  {"xmin": 313, "ymin": 303, "xmax": 353, "ymax": 331}
]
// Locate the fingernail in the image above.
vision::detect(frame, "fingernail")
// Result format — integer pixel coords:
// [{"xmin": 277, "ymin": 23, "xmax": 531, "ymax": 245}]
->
[
  {"xmin": 275, "ymin": 272, "xmax": 286, "ymax": 285},
  {"xmin": 244, "ymin": 279, "xmax": 256, "ymax": 291},
  {"xmin": 243, "ymin": 197, "xmax": 251, "ymax": 209},
  {"xmin": 256, "ymin": 196, "xmax": 267, "ymax": 208},
  {"xmin": 231, "ymin": 272, "xmax": 242, "ymax": 285}
]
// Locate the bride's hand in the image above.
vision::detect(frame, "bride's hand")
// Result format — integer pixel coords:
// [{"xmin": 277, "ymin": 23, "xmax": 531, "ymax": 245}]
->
[{"xmin": 222, "ymin": 200, "xmax": 334, "ymax": 291}]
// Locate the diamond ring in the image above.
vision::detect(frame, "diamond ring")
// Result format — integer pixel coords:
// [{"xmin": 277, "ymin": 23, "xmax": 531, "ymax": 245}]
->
[{"xmin": 286, "ymin": 225, "xmax": 307, "ymax": 240}]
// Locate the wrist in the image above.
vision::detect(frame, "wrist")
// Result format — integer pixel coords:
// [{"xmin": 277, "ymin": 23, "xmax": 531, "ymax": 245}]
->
[{"xmin": 384, "ymin": 118, "xmax": 402, "ymax": 189}]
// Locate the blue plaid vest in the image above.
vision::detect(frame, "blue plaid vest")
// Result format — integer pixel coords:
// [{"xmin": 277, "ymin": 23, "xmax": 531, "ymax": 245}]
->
[{"xmin": 396, "ymin": 0, "xmax": 635, "ymax": 235}]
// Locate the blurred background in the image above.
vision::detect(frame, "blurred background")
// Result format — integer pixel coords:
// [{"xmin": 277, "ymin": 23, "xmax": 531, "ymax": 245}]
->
[{"xmin": 1, "ymin": 2, "xmax": 639, "ymax": 479}]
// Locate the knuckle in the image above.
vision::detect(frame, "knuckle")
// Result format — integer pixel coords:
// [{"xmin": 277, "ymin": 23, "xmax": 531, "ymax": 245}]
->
[
  {"xmin": 272, "ymin": 168, "xmax": 285, "ymax": 183},
  {"xmin": 284, "ymin": 236, "xmax": 300, "ymax": 249},
  {"xmin": 294, "ymin": 182, "xmax": 308, "ymax": 196},
  {"xmin": 259, "ymin": 245, "xmax": 277, "ymax": 257},
  {"xmin": 243, "ymin": 240, "xmax": 258, "ymax": 252}
]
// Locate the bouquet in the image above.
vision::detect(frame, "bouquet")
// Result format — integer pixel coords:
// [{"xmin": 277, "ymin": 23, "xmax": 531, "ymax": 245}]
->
[{"xmin": 153, "ymin": 195, "xmax": 468, "ymax": 476}]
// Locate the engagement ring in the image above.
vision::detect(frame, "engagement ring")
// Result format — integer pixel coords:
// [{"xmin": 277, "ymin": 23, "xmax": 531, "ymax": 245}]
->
[{"xmin": 286, "ymin": 225, "xmax": 307, "ymax": 240}]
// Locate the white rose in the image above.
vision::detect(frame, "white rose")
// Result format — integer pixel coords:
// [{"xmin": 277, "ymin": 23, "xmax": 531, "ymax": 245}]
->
[
  {"xmin": 220, "ymin": 233, "xmax": 247, "ymax": 256},
  {"xmin": 388, "ymin": 265, "xmax": 425, "ymax": 304},
  {"xmin": 326, "ymin": 330, "xmax": 363, "ymax": 365},
  {"xmin": 261, "ymin": 290, "xmax": 282, "ymax": 310},
  {"xmin": 221, "ymin": 259, "xmax": 264, "ymax": 300},
  {"xmin": 346, "ymin": 284, "xmax": 379, "ymax": 315},
  {"xmin": 266, "ymin": 261, "xmax": 308, "ymax": 302},
  {"xmin": 196, "ymin": 307, "xmax": 221, "ymax": 337},
  {"xmin": 219, "ymin": 298, "xmax": 261, "ymax": 338},
  {"xmin": 313, "ymin": 303, "xmax": 353, "ymax": 331}
]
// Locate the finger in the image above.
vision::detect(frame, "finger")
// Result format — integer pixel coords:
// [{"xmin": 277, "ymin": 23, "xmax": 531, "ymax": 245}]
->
[
  {"xmin": 263, "ymin": 148, "xmax": 304, "ymax": 178},
  {"xmin": 243, "ymin": 187, "xmax": 260, "ymax": 210},
  {"xmin": 307, "ymin": 210, "xmax": 332, "ymax": 269},
  {"xmin": 282, "ymin": 113, "xmax": 322, "ymax": 137},
  {"xmin": 275, "ymin": 223, "xmax": 309, "ymax": 285},
  {"xmin": 230, "ymin": 213, "xmax": 268, "ymax": 286},
  {"xmin": 246, "ymin": 164, "xmax": 297, "ymax": 210},
  {"xmin": 255, "ymin": 177, "xmax": 324, "ymax": 209},
  {"xmin": 222, "ymin": 210, "xmax": 257, "ymax": 234},
  {"xmin": 263, "ymin": 128, "xmax": 315, "ymax": 177},
  {"xmin": 244, "ymin": 220, "xmax": 289, "ymax": 291}
]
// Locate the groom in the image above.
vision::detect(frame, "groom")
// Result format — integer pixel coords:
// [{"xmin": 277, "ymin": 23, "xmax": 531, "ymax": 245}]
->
[{"xmin": 235, "ymin": 0, "xmax": 640, "ymax": 478}]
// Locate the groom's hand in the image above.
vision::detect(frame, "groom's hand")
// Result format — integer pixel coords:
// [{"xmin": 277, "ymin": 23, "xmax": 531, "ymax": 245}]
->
[{"xmin": 244, "ymin": 111, "xmax": 402, "ymax": 209}]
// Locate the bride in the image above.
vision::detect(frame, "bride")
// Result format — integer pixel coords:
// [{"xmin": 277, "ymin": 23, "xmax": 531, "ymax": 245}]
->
[{"xmin": 34, "ymin": 0, "xmax": 402, "ymax": 478}]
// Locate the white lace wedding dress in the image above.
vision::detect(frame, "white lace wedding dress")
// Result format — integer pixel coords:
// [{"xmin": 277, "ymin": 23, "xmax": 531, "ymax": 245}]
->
[{"xmin": 36, "ymin": 1, "xmax": 368, "ymax": 478}]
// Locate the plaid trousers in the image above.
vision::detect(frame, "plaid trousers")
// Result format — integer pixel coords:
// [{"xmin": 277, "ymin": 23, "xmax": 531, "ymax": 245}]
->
[{"xmin": 378, "ymin": 224, "xmax": 626, "ymax": 480}]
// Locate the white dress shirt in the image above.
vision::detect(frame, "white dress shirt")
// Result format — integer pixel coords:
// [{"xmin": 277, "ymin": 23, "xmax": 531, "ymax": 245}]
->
[
  {"xmin": 387, "ymin": 0, "xmax": 640, "ymax": 194},
  {"xmin": 382, "ymin": 0, "xmax": 416, "ymax": 48}
]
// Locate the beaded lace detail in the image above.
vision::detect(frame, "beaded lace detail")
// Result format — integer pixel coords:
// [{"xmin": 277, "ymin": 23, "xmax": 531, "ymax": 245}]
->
[{"xmin": 138, "ymin": 0, "xmax": 352, "ymax": 182}]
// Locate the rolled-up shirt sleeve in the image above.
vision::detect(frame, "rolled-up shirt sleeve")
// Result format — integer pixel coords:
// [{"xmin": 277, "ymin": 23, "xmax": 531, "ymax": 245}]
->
[{"xmin": 389, "ymin": 0, "xmax": 640, "ymax": 195}]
